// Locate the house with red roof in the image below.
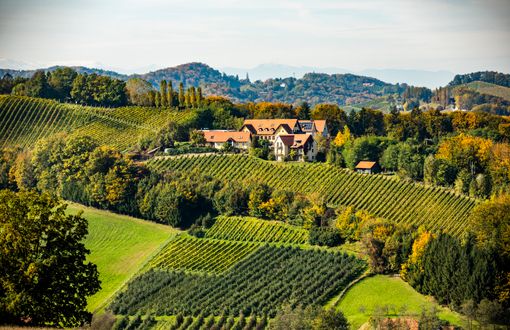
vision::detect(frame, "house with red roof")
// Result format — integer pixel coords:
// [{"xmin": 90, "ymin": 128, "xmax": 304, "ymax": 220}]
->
[
  {"xmin": 274, "ymin": 133, "xmax": 317, "ymax": 161},
  {"xmin": 202, "ymin": 130, "xmax": 252, "ymax": 150},
  {"xmin": 355, "ymin": 161, "xmax": 381, "ymax": 174}
]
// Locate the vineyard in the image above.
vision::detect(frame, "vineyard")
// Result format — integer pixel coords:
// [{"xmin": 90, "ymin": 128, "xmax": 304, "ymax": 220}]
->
[
  {"xmin": 205, "ymin": 216, "xmax": 309, "ymax": 244},
  {"xmin": 0, "ymin": 95, "xmax": 193, "ymax": 150},
  {"xmin": 111, "ymin": 245, "xmax": 366, "ymax": 318},
  {"xmin": 148, "ymin": 155, "xmax": 477, "ymax": 235},
  {"xmin": 148, "ymin": 235, "xmax": 260, "ymax": 274},
  {"xmin": 153, "ymin": 312, "xmax": 267, "ymax": 330}
]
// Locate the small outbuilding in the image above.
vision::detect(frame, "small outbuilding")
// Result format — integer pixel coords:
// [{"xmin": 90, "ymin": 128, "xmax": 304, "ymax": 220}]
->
[{"xmin": 355, "ymin": 161, "xmax": 381, "ymax": 174}]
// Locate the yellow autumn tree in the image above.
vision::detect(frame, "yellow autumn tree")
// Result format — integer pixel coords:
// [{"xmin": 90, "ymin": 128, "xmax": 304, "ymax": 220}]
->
[
  {"xmin": 335, "ymin": 206, "xmax": 377, "ymax": 241},
  {"xmin": 333, "ymin": 125, "xmax": 351, "ymax": 147},
  {"xmin": 400, "ymin": 228, "xmax": 434, "ymax": 280},
  {"xmin": 436, "ymin": 133, "xmax": 493, "ymax": 170}
]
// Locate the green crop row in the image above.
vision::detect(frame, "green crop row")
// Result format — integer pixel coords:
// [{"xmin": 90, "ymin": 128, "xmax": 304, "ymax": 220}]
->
[
  {"xmin": 148, "ymin": 155, "xmax": 477, "ymax": 235},
  {"xmin": 206, "ymin": 216, "xmax": 308, "ymax": 244},
  {"xmin": 148, "ymin": 235, "xmax": 260, "ymax": 274},
  {"xmin": 0, "ymin": 95, "xmax": 193, "ymax": 150}
]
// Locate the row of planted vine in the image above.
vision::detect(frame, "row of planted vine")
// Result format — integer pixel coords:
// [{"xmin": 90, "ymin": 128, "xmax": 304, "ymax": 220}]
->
[
  {"xmin": 111, "ymin": 245, "xmax": 366, "ymax": 318},
  {"xmin": 205, "ymin": 216, "xmax": 309, "ymax": 244},
  {"xmin": 148, "ymin": 236, "xmax": 260, "ymax": 274},
  {"xmin": 153, "ymin": 310, "xmax": 267, "ymax": 330},
  {"xmin": 0, "ymin": 95, "xmax": 194, "ymax": 150},
  {"xmin": 148, "ymin": 154, "xmax": 477, "ymax": 235}
]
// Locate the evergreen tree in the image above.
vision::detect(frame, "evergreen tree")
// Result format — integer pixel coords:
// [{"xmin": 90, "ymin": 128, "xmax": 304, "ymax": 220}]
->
[
  {"xmin": 178, "ymin": 82, "xmax": 185, "ymax": 107},
  {"xmin": 196, "ymin": 87, "xmax": 203, "ymax": 106},
  {"xmin": 155, "ymin": 92, "xmax": 161, "ymax": 107},
  {"xmin": 160, "ymin": 80, "xmax": 167, "ymax": 107},
  {"xmin": 167, "ymin": 80, "xmax": 174, "ymax": 106}
]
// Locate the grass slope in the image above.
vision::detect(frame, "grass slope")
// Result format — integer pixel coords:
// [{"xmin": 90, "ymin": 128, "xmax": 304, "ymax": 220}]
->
[
  {"xmin": 462, "ymin": 81, "xmax": 510, "ymax": 102},
  {"xmin": 66, "ymin": 203, "xmax": 178, "ymax": 312},
  {"xmin": 338, "ymin": 275, "xmax": 463, "ymax": 329},
  {"xmin": 149, "ymin": 155, "xmax": 476, "ymax": 235},
  {"xmin": 0, "ymin": 95, "xmax": 193, "ymax": 150}
]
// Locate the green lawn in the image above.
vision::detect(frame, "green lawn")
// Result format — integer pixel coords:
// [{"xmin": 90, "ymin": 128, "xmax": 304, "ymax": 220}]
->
[
  {"xmin": 66, "ymin": 203, "xmax": 179, "ymax": 312},
  {"xmin": 337, "ymin": 275, "xmax": 464, "ymax": 329}
]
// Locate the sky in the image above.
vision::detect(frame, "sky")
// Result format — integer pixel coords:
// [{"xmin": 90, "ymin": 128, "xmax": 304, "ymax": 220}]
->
[{"xmin": 0, "ymin": 0, "xmax": 509, "ymax": 74}]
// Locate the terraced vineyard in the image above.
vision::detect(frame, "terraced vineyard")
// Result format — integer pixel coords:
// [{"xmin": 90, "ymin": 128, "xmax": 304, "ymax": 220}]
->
[
  {"xmin": 111, "ymin": 245, "xmax": 366, "ymax": 318},
  {"xmin": 0, "ymin": 95, "xmax": 194, "ymax": 150},
  {"xmin": 148, "ymin": 235, "xmax": 260, "ymax": 274},
  {"xmin": 206, "ymin": 216, "xmax": 309, "ymax": 244},
  {"xmin": 148, "ymin": 155, "xmax": 477, "ymax": 235}
]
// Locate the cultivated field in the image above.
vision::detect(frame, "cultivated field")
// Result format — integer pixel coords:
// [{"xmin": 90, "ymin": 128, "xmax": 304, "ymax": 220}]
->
[
  {"xmin": 0, "ymin": 95, "xmax": 193, "ymax": 150},
  {"xmin": 205, "ymin": 216, "xmax": 309, "ymax": 244},
  {"xmin": 148, "ymin": 155, "xmax": 477, "ymax": 235},
  {"xmin": 111, "ymin": 245, "xmax": 366, "ymax": 318},
  {"xmin": 148, "ymin": 235, "xmax": 260, "ymax": 274}
]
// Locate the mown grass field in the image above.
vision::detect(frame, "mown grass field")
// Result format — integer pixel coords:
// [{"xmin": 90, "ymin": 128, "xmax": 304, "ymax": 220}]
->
[
  {"xmin": 337, "ymin": 275, "xmax": 464, "ymax": 329},
  {"xmin": 66, "ymin": 203, "xmax": 178, "ymax": 312}
]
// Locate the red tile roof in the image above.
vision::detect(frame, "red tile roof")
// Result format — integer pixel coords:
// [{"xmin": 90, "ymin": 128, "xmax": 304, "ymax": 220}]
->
[
  {"xmin": 242, "ymin": 119, "xmax": 298, "ymax": 135},
  {"xmin": 313, "ymin": 120, "xmax": 327, "ymax": 133},
  {"xmin": 355, "ymin": 161, "xmax": 378, "ymax": 169},
  {"xmin": 277, "ymin": 134, "xmax": 313, "ymax": 149},
  {"xmin": 202, "ymin": 130, "xmax": 251, "ymax": 143}
]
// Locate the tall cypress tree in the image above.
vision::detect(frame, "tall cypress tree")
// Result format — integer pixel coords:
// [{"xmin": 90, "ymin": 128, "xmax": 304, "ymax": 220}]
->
[
  {"xmin": 167, "ymin": 80, "xmax": 174, "ymax": 107},
  {"xmin": 189, "ymin": 86, "xmax": 196, "ymax": 108},
  {"xmin": 184, "ymin": 89, "xmax": 190, "ymax": 108},
  {"xmin": 196, "ymin": 87, "xmax": 203, "ymax": 106},
  {"xmin": 155, "ymin": 92, "xmax": 160, "ymax": 107},
  {"xmin": 159, "ymin": 80, "xmax": 167, "ymax": 107},
  {"xmin": 178, "ymin": 82, "xmax": 185, "ymax": 108}
]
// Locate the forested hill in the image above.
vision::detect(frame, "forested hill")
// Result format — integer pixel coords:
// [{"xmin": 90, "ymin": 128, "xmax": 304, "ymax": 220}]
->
[
  {"xmin": 448, "ymin": 71, "xmax": 510, "ymax": 88},
  {"xmin": 0, "ymin": 62, "xmax": 405, "ymax": 105},
  {"xmin": 0, "ymin": 66, "xmax": 129, "ymax": 80},
  {"xmin": 135, "ymin": 62, "xmax": 241, "ymax": 89}
]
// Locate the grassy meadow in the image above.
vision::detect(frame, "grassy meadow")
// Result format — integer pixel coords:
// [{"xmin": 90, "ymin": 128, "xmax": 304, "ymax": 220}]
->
[
  {"xmin": 66, "ymin": 203, "xmax": 179, "ymax": 312},
  {"xmin": 338, "ymin": 275, "xmax": 464, "ymax": 329}
]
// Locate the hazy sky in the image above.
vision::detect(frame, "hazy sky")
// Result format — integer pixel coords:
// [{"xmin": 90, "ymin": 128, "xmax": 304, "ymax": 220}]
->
[{"xmin": 0, "ymin": 0, "xmax": 509, "ymax": 74}]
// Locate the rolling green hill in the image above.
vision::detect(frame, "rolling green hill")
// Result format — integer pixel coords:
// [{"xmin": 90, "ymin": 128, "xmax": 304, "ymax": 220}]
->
[
  {"xmin": 460, "ymin": 81, "xmax": 510, "ymax": 102},
  {"xmin": 66, "ymin": 203, "xmax": 178, "ymax": 312},
  {"xmin": 148, "ymin": 155, "xmax": 477, "ymax": 235},
  {"xmin": 0, "ymin": 95, "xmax": 193, "ymax": 150}
]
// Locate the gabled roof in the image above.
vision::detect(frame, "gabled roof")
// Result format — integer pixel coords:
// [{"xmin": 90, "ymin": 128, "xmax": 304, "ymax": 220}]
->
[
  {"xmin": 355, "ymin": 161, "xmax": 378, "ymax": 169},
  {"xmin": 242, "ymin": 119, "xmax": 299, "ymax": 135},
  {"xmin": 277, "ymin": 135, "xmax": 295, "ymax": 146},
  {"xmin": 313, "ymin": 120, "xmax": 327, "ymax": 133},
  {"xmin": 276, "ymin": 134, "xmax": 313, "ymax": 149},
  {"xmin": 202, "ymin": 130, "xmax": 251, "ymax": 143},
  {"xmin": 290, "ymin": 134, "xmax": 313, "ymax": 149},
  {"xmin": 298, "ymin": 120, "xmax": 316, "ymax": 133}
]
